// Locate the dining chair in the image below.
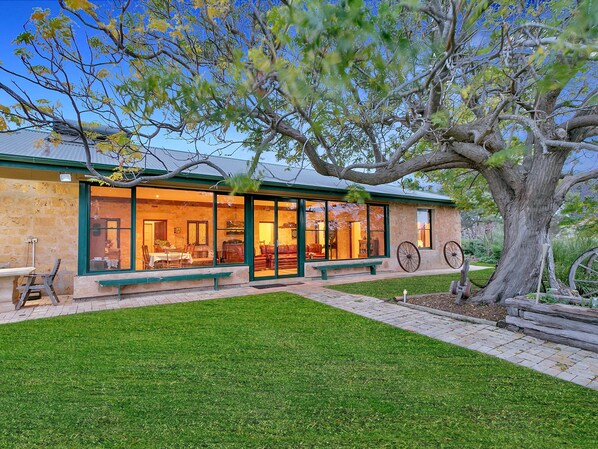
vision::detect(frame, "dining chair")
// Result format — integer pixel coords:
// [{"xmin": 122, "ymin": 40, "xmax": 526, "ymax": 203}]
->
[
  {"xmin": 183, "ymin": 244, "xmax": 195, "ymax": 266},
  {"xmin": 165, "ymin": 251, "xmax": 183, "ymax": 268}
]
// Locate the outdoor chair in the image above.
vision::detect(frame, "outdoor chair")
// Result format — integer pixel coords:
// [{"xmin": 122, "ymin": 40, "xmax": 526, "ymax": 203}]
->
[{"xmin": 16, "ymin": 259, "xmax": 61, "ymax": 310}]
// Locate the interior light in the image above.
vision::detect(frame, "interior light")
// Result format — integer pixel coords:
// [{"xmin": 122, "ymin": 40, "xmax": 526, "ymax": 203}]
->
[{"xmin": 59, "ymin": 173, "xmax": 72, "ymax": 182}]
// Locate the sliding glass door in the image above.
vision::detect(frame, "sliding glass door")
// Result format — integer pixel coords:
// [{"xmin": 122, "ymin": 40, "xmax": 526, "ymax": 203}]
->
[{"xmin": 253, "ymin": 199, "xmax": 298, "ymax": 279}]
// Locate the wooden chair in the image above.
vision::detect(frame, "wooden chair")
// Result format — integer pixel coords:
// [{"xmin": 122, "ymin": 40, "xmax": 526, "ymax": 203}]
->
[
  {"xmin": 183, "ymin": 244, "xmax": 195, "ymax": 267},
  {"xmin": 165, "ymin": 251, "xmax": 183, "ymax": 268},
  {"xmin": 142, "ymin": 245, "xmax": 152, "ymax": 270},
  {"xmin": 16, "ymin": 259, "xmax": 61, "ymax": 310}
]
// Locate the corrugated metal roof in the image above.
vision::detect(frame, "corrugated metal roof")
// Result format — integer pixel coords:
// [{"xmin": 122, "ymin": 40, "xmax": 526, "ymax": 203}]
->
[{"xmin": 0, "ymin": 129, "xmax": 453, "ymax": 203}]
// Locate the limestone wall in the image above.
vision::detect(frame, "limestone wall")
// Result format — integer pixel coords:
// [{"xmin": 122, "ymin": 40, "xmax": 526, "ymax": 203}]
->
[
  {"xmin": 388, "ymin": 202, "xmax": 461, "ymax": 271},
  {"xmin": 0, "ymin": 177, "xmax": 78, "ymax": 294},
  {"xmin": 0, "ymin": 173, "xmax": 461, "ymax": 297}
]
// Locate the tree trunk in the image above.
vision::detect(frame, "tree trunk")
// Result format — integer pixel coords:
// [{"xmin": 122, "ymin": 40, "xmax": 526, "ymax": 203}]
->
[
  {"xmin": 473, "ymin": 153, "xmax": 567, "ymax": 304},
  {"xmin": 473, "ymin": 204, "xmax": 552, "ymax": 303}
]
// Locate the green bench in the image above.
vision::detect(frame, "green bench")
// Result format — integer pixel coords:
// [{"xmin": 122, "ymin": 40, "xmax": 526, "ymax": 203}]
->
[
  {"xmin": 97, "ymin": 272, "xmax": 233, "ymax": 300},
  {"xmin": 312, "ymin": 260, "xmax": 383, "ymax": 280}
]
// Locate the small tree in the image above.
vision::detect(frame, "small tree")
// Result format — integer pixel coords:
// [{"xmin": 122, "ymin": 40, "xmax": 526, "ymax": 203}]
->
[{"xmin": 1, "ymin": 0, "xmax": 597, "ymax": 302}]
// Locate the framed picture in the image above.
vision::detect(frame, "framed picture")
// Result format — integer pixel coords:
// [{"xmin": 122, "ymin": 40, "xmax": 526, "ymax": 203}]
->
[
  {"xmin": 174, "ymin": 227, "xmax": 182, "ymax": 234},
  {"xmin": 292, "ymin": 229, "xmax": 297, "ymax": 239}
]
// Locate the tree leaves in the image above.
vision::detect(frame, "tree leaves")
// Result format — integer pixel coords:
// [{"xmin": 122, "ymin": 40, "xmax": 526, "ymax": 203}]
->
[
  {"xmin": 224, "ymin": 174, "xmax": 261, "ymax": 195},
  {"xmin": 343, "ymin": 184, "xmax": 371, "ymax": 204},
  {"xmin": 65, "ymin": 0, "xmax": 97, "ymax": 13}
]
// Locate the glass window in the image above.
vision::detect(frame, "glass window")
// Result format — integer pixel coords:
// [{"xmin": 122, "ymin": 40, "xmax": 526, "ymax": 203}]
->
[
  {"xmin": 417, "ymin": 209, "xmax": 432, "ymax": 249},
  {"xmin": 89, "ymin": 186, "xmax": 132, "ymax": 272},
  {"xmin": 305, "ymin": 201, "xmax": 326, "ymax": 260},
  {"xmin": 188, "ymin": 221, "xmax": 209, "ymax": 246},
  {"xmin": 136, "ymin": 187, "xmax": 214, "ymax": 269},
  {"xmin": 369, "ymin": 205, "xmax": 386, "ymax": 257},
  {"xmin": 328, "ymin": 201, "xmax": 367, "ymax": 260},
  {"xmin": 216, "ymin": 195, "xmax": 245, "ymax": 265}
]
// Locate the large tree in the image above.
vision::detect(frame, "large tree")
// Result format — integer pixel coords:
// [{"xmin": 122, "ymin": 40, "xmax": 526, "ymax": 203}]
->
[{"xmin": 1, "ymin": 0, "xmax": 597, "ymax": 302}]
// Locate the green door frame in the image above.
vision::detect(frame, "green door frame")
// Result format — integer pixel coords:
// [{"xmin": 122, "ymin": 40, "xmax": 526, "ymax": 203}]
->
[{"xmin": 250, "ymin": 196, "xmax": 302, "ymax": 281}]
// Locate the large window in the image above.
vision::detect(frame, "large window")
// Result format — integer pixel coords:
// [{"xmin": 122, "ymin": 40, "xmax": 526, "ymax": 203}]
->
[
  {"xmin": 369, "ymin": 205, "xmax": 386, "ymax": 257},
  {"xmin": 216, "ymin": 195, "xmax": 245, "ymax": 265},
  {"xmin": 89, "ymin": 186, "xmax": 132, "ymax": 272},
  {"xmin": 85, "ymin": 186, "xmax": 385, "ymax": 273},
  {"xmin": 305, "ymin": 201, "xmax": 326, "ymax": 260},
  {"xmin": 136, "ymin": 188, "xmax": 214, "ymax": 269},
  {"xmin": 306, "ymin": 200, "xmax": 387, "ymax": 261},
  {"xmin": 328, "ymin": 202, "xmax": 368, "ymax": 260},
  {"xmin": 417, "ymin": 209, "xmax": 432, "ymax": 249}
]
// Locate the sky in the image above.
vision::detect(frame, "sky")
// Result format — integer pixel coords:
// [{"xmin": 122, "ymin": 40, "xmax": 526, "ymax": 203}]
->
[
  {"xmin": 0, "ymin": 0, "xmax": 272, "ymax": 163},
  {"xmin": 0, "ymin": 1, "xmax": 595, "ymax": 177}
]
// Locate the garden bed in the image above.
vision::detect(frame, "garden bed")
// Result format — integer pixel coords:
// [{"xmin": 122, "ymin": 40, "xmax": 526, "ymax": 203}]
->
[
  {"xmin": 394, "ymin": 293, "xmax": 507, "ymax": 322},
  {"xmin": 505, "ymin": 297, "xmax": 598, "ymax": 353}
]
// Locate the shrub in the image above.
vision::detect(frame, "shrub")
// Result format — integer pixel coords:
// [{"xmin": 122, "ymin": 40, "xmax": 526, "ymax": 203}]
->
[
  {"xmin": 462, "ymin": 235, "xmax": 503, "ymax": 264},
  {"xmin": 551, "ymin": 236, "xmax": 598, "ymax": 284}
]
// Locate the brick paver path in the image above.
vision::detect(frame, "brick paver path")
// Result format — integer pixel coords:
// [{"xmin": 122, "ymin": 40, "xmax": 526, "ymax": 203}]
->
[
  {"xmin": 1, "ymin": 269, "xmax": 597, "ymax": 390},
  {"xmin": 291, "ymin": 285, "xmax": 598, "ymax": 391}
]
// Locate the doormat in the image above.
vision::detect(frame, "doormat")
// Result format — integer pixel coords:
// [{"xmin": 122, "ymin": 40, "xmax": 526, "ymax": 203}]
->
[{"xmin": 252, "ymin": 282, "xmax": 304, "ymax": 289}]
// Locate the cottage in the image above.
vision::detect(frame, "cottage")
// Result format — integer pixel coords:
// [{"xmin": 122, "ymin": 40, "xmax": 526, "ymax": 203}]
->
[{"xmin": 0, "ymin": 129, "xmax": 460, "ymax": 300}]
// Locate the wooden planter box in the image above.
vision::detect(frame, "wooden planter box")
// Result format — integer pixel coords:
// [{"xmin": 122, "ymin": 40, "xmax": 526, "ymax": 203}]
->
[{"xmin": 505, "ymin": 297, "xmax": 598, "ymax": 353}]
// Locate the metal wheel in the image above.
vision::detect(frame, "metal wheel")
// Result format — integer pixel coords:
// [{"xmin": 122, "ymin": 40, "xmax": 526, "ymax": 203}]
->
[
  {"xmin": 569, "ymin": 247, "xmax": 598, "ymax": 299},
  {"xmin": 396, "ymin": 241, "xmax": 421, "ymax": 273},
  {"xmin": 443, "ymin": 241, "xmax": 464, "ymax": 269}
]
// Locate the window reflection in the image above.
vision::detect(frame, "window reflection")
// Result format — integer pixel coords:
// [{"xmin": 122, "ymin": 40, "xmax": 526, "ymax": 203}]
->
[
  {"xmin": 216, "ymin": 195, "xmax": 245, "ymax": 265},
  {"xmin": 328, "ymin": 202, "xmax": 367, "ymax": 260},
  {"xmin": 89, "ymin": 186, "xmax": 131, "ymax": 272},
  {"xmin": 136, "ymin": 188, "xmax": 214, "ymax": 269},
  {"xmin": 417, "ymin": 209, "xmax": 432, "ymax": 248},
  {"xmin": 305, "ymin": 201, "xmax": 326, "ymax": 260}
]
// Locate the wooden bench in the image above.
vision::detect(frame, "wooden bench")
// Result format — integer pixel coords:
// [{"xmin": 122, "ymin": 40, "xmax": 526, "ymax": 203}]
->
[
  {"xmin": 97, "ymin": 272, "xmax": 233, "ymax": 300},
  {"xmin": 312, "ymin": 261, "xmax": 383, "ymax": 280}
]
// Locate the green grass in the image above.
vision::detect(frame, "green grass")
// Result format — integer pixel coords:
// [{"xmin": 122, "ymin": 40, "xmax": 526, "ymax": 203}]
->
[
  {"xmin": 329, "ymin": 269, "xmax": 495, "ymax": 299},
  {"xmin": 471, "ymin": 261, "xmax": 496, "ymax": 268},
  {"xmin": 552, "ymin": 236, "xmax": 598, "ymax": 283},
  {"xmin": 0, "ymin": 293, "xmax": 596, "ymax": 448}
]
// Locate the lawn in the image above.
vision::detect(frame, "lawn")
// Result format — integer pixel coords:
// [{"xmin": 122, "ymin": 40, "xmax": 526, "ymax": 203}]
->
[
  {"xmin": 0, "ymin": 293, "xmax": 596, "ymax": 448},
  {"xmin": 329, "ymin": 268, "xmax": 495, "ymax": 299}
]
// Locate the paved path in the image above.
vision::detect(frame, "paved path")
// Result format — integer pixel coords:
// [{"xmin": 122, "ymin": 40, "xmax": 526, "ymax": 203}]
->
[
  {"xmin": 1, "ymin": 270, "xmax": 597, "ymax": 390},
  {"xmin": 292, "ymin": 286, "xmax": 598, "ymax": 391}
]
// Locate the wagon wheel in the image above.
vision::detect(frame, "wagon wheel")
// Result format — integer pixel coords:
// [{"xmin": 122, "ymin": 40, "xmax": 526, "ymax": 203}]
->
[
  {"xmin": 569, "ymin": 247, "xmax": 598, "ymax": 299},
  {"xmin": 396, "ymin": 241, "xmax": 421, "ymax": 273},
  {"xmin": 443, "ymin": 241, "xmax": 464, "ymax": 269}
]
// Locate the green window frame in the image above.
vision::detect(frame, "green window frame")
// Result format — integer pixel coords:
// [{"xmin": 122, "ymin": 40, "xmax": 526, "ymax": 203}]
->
[
  {"xmin": 79, "ymin": 184, "xmax": 247, "ymax": 275},
  {"xmin": 303, "ymin": 199, "xmax": 389, "ymax": 262}
]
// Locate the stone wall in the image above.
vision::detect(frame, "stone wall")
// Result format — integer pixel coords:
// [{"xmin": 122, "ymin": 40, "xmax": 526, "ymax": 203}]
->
[
  {"xmin": 0, "ymin": 172, "xmax": 461, "ymax": 297},
  {"xmin": 388, "ymin": 202, "xmax": 461, "ymax": 271},
  {"xmin": 0, "ymin": 177, "xmax": 78, "ymax": 294}
]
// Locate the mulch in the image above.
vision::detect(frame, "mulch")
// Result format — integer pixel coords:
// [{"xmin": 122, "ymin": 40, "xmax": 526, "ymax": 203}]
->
[{"xmin": 393, "ymin": 293, "xmax": 507, "ymax": 322}]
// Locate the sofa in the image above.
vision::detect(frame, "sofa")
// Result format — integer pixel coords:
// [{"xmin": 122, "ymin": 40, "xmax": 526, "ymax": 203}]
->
[
  {"xmin": 306, "ymin": 243, "xmax": 325, "ymax": 260},
  {"xmin": 259, "ymin": 244, "xmax": 298, "ymax": 269}
]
